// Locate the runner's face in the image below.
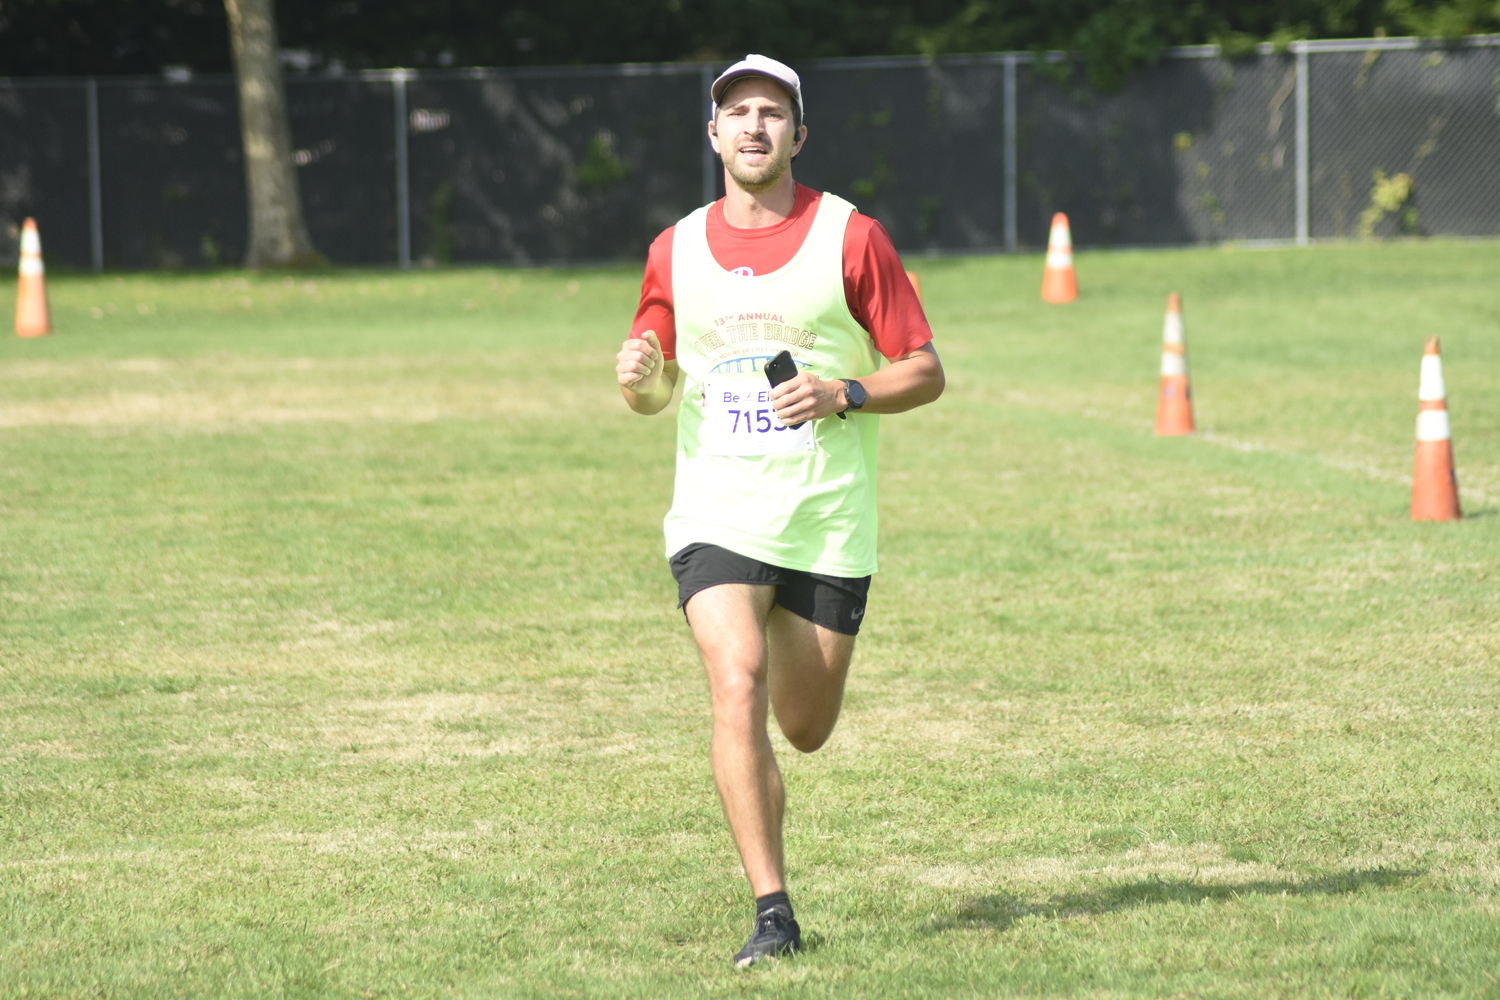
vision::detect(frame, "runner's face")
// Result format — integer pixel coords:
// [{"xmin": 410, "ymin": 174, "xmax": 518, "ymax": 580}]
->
[{"xmin": 711, "ymin": 78, "xmax": 805, "ymax": 192}]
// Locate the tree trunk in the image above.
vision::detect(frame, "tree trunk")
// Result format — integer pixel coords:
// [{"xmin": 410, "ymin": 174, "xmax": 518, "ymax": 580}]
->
[{"xmin": 225, "ymin": 0, "xmax": 322, "ymax": 267}]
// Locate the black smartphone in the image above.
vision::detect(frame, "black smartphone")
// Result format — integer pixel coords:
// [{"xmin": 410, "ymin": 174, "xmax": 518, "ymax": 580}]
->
[{"xmin": 763, "ymin": 350, "xmax": 804, "ymax": 429}]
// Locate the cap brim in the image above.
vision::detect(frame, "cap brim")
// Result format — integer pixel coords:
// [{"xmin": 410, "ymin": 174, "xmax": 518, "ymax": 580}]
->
[{"xmin": 711, "ymin": 70, "xmax": 802, "ymax": 114}]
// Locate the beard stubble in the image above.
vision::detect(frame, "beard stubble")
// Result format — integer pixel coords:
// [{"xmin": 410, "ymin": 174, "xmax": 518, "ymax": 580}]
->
[{"xmin": 722, "ymin": 145, "xmax": 793, "ymax": 192}]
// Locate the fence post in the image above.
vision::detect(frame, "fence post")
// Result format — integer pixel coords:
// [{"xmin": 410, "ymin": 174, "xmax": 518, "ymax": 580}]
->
[
  {"xmin": 1294, "ymin": 44, "xmax": 1310, "ymax": 246},
  {"xmin": 86, "ymin": 78, "xmax": 103, "ymax": 272},
  {"xmin": 700, "ymin": 63, "xmax": 716, "ymax": 207},
  {"xmin": 1003, "ymin": 53, "xmax": 1017, "ymax": 252},
  {"xmin": 393, "ymin": 70, "xmax": 411, "ymax": 270}
]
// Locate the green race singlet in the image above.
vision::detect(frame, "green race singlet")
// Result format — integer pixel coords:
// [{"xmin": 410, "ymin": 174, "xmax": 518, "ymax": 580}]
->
[{"xmin": 664, "ymin": 193, "xmax": 884, "ymax": 576}]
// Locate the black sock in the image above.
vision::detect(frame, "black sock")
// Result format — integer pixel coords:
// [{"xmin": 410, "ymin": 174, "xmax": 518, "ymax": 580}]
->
[{"xmin": 755, "ymin": 891, "xmax": 792, "ymax": 917}]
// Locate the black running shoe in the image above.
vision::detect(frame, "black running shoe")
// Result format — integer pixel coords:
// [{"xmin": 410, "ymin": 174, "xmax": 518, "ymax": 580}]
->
[{"xmin": 733, "ymin": 904, "xmax": 802, "ymax": 968}]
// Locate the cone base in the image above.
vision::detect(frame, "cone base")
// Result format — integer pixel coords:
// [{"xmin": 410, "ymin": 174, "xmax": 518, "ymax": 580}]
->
[
  {"xmin": 15, "ymin": 274, "xmax": 50, "ymax": 337},
  {"xmin": 1041, "ymin": 269, "xmax": 1077, "ymax": 303},
  {"xmin": 1411, "ymin": 439, "xmax": 1461, "ymax": 521},
  {"xmin": 15, "ymin": 316, "xmax": 50, "ymax": 338},
  {"xmin": 1154, "ymin": 376, "xmax": 1194, "ymax": 436}
]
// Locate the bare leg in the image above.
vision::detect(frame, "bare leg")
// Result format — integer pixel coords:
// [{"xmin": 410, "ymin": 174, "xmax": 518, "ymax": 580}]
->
[
  {"xmin": 686, "ymin": 587, "xmax": 860, "ymax": 897},
  {"xmin": 766, "ymin": 606, "xmax": 856, "ymax": 753},
  {"xmin": 686, "ymin": 583, "xmax": 786, "ymax": 896}
]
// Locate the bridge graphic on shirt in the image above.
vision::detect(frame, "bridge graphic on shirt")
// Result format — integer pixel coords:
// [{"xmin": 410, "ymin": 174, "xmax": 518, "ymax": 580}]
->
[{"xmin": 708, "ymin": 354, "xmax": 808, "ymax": 377}]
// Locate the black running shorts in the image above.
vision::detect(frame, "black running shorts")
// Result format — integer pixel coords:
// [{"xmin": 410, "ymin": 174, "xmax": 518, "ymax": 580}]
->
[{"xmin": 669, "ymin": 542, "xmax": 871, "ymax": 636}]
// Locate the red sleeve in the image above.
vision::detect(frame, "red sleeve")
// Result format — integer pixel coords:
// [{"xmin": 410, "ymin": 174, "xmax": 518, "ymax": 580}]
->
[
  {"xmin": 631, "ymin": 227, "xmax": 676, "ymax": 360},
  {"xmin": 843, "ymin": 215, "xmax": 933, "ymax": 360}
]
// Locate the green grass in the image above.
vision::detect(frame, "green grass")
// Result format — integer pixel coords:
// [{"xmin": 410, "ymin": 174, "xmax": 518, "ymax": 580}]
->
[{"xmin": 2, "ymin": 243, "xmax": 1498, "ymax": 998}]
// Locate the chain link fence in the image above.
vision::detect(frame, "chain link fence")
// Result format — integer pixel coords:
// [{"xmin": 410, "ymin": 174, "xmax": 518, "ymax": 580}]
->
[
  {"xmin": 2, "ymin": 35, "xmax": 1498, "ymax": 269},
  {"xmin": 1308, "ymin": 44, "xmax": 1500, "ymax": 239},
  {"xmin": 1015, "ymin": 53, "xmax": 1302, "ymax": 246}
]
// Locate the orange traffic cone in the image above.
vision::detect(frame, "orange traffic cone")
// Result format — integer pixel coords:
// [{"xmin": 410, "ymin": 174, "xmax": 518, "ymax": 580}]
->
[
  {"xmin": 1411, "ymin": 336, "xmax": 1460, "ymax": 521},
  {"xmin": 15, "ymin": 217, "xmax": 50, "ymax": 337},
  {"xmin": 1154, "ymin": 292, "xmax": 1194, "ymax": 435},
  {"xmin": 1040, "ymin": 212, "xmax": 1077, "ymax": 303},
  {"xmin": 905, "ymin": 270, "xmax": 922, "ymax": 304}
]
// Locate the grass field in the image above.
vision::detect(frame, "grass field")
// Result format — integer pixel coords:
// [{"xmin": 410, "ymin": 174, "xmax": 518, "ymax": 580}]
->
[{"xmin": 2, "ymin": 242, "xmax": 1499, "ymax": 998}]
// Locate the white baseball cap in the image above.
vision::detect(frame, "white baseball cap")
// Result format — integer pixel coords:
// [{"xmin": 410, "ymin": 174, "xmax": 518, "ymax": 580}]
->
[{"xmin": 711, "ymin": 54, "xmax": 803, "ymax": 119}]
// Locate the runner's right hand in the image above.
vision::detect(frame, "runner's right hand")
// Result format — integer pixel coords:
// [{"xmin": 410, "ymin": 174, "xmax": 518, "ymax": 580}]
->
[{"xmin": 616, "ymin": 330, "xmax": 663, "ymax": 393}]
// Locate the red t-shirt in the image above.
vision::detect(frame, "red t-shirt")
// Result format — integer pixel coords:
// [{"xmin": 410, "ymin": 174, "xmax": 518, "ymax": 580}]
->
[{"xmin": 631, "ymin": 184, "xmax": 932, "ymax": 361}]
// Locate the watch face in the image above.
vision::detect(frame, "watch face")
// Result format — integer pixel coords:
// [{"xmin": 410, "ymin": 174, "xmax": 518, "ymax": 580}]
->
[{"xmin": 846, "ymin": 380, "xmax": 867, "ymax": 409}]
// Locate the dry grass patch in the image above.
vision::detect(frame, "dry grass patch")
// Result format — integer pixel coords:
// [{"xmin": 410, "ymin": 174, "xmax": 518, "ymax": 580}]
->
[{"xmin": 0, "ymin": 354, "xmax": 615, "ymax": 429}]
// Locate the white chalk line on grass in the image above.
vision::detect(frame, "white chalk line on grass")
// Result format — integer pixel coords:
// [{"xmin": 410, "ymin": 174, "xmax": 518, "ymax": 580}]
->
[
  {"xmin": 999, "ymin": 388, "xmax": 1497, "ymax": 507},
  {"xmin": 1199, "ymin": 430, "xmax": 1500, "ymax": 508},
  {"xmin": 1029, "ymin": 388, "xmax": 1498, "ymax": 508}
]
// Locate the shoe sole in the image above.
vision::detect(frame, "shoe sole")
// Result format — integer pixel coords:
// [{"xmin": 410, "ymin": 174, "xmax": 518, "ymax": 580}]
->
[{"xmin": 733, "ymin": 942, "xmax": 800, "ymax": 968}]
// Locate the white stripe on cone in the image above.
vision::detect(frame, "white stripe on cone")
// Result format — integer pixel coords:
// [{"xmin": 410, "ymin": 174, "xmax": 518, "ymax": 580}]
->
[
  {"xmin": 19, "ymin": 224, "xmax": 44, "ymax": 277},
  {"xmin": 1045, "ymin": 220, "xmax": 1072, "ymax": 269},
  {"xmin": 1162, "ymin": 312, "xmax": 1184, "ymax": 345},
  {"xmin": 1416, "ymin": 409, "xmax": 1451, "ymax": 441},
  {"xmin": 1160, "ymin": 352, "xmax": 1187, "ymax": 377},
  {"xmin": 1418, "ymin": 355, "xmax": 1446, "ymax": 401}
]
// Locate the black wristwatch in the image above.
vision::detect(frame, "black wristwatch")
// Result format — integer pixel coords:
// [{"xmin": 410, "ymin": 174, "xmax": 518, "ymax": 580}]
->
[{"xmin": 837, "ymin": 379, "xmax": 867, "ymax": 420}]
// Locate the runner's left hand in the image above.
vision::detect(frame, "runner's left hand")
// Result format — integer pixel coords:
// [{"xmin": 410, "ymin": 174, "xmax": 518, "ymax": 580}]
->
[{"xmin": 769, "ymin": 374, "xmax": 845, "ymax": 425}]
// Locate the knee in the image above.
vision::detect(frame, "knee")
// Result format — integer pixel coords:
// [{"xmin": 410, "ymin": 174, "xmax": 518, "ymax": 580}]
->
[
  {"xmin": 783, "ymin": 723, "xmax": 831, "ymax": 754},
  {"xmin": 709, "ymin": 669, "xmax": 765, "ymax": 718}
]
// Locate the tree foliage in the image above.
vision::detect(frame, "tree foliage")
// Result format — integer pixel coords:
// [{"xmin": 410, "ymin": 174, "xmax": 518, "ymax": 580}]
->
[{"xmin": 2, "ymin": 0, "xmax": 1498, "ymax": 82}]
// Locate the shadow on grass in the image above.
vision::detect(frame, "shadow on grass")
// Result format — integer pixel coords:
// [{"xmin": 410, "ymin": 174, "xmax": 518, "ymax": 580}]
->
[{"xmin": 931, "ymin": 868, "xmax": 1422, "ymax": 933}]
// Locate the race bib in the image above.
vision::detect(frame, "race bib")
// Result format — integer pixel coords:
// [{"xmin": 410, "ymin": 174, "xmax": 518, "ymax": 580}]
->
[{"xmin": 700, "ymin": 381, "xmax": 816, "ymax": 456}]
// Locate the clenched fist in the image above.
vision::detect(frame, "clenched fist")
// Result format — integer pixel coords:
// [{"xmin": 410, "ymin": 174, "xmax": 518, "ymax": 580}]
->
[{"xmin": 617, "ymin": 330, "xmax": 663, "ymax": 393}]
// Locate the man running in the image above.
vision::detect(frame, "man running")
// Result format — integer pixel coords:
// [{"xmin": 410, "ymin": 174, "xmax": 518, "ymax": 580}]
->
[{"xmin": 614, "ymin": 54, "xmax": 944, "ymax": 968}]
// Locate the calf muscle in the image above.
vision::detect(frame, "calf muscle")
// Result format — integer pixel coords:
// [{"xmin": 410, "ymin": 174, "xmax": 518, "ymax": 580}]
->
[
  {"xmin": 685, "ymin": 585, "xmax": 853, "ymax": 895},
  {"xmin": 767, "ymin": 606, "xmax": 854, "ymax": 752}
]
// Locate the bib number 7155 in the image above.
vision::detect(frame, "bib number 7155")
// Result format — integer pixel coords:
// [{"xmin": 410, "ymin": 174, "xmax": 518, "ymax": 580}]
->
[{"xmin": 701, "ymin": 381, "xmax": 815, "ymax": 456}]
